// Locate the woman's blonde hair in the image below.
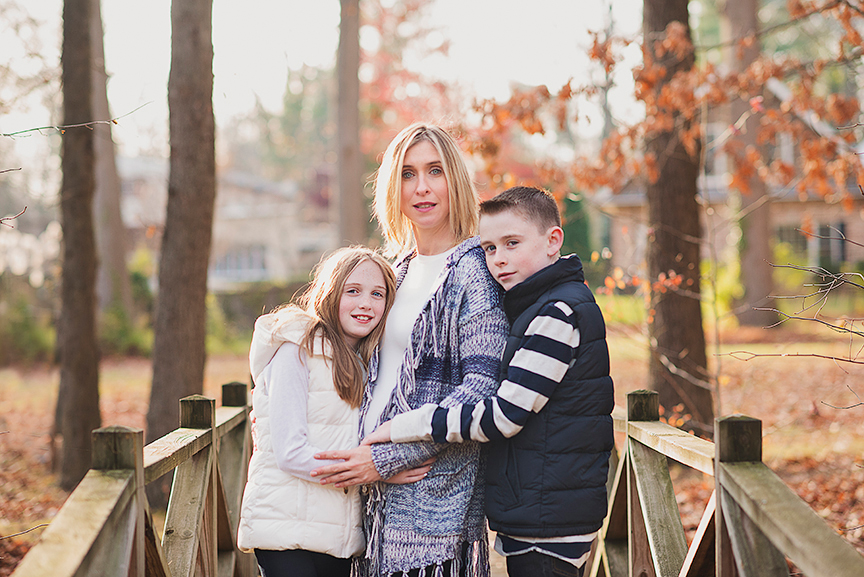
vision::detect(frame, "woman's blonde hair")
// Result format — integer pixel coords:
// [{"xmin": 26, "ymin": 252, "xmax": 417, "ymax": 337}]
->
[
  {"xmin": 373, "ymin": 123, "xmax": 479, "ymax": 257},
  {"xmin": 280, "ymin": 246, "xmax": 395, "ymax": 408}
]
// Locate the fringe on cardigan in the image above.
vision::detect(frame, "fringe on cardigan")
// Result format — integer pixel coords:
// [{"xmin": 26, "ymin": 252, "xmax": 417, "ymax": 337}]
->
[{"xmin": 353, "ymin": 482, "xmax": 491, "ymax": 577}]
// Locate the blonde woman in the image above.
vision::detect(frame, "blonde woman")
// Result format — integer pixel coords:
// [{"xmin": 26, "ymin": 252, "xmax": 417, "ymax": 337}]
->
[{"xmin": 313, "ymin": 124, "xmax": 509, "ymax": 577}]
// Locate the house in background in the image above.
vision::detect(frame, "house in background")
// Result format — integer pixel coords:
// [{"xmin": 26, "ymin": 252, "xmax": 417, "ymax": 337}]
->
[
  {"xmin": 118, "ymin": 157, "xmax": 337, "ymax": 292},
  {"xmin": 596, "ymin": 109, "xmax": 864, "ymax": 281}
]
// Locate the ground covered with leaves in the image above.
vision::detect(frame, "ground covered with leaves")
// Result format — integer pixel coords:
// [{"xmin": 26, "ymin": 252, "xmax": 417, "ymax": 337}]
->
[{"xmin": 1, "ymin": 327, "xmax": 863, "ymax": 574}]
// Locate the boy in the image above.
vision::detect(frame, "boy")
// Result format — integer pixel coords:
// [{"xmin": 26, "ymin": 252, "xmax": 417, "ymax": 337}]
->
[{"xmin": 363, "ymin": 186, "xmax": 615, "ymax": 577}]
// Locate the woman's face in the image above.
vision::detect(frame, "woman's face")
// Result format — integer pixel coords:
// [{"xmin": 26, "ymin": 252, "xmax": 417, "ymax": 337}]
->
[{"xmin": 399, "ymin": 140, "xmax": 451, "ymax": 238}]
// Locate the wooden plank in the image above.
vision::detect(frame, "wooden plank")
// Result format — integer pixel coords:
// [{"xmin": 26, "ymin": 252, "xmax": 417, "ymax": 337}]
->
[
  {"xmin": 232, "ymin": 548, "xmax": 258, "ymax": 577},
  {"xmin": 612, "ymin": 404, "xmax": 627, "ymax": 432},
  {"xmin": 627, "ymin": 421, "xmax": 714, "ymax": 476},
  {"xmin": 197, "ymin": 456, "xmax": 217, "ymax": 577},
  {"xmin": 143, "ymin": 502, "xmax": 171, "ymax": 577},
  {"xmin": 630, "ymin": 439, "xmax": 688, "ymax": 577},
  {"xmin": 605, "ymin": 540, "xmax": 628, "ymax": 577},
  {"xmin": 144, "ymin": 427, "xmax": 212, "ymax": 485},
  {"xmin": 214, "ymin": 405, "xmax": 247, "ymax": 441},
  {"xmin": 163, "ymin": 448, "xmax": 212, "ymax": 577},
  {"xmin": 679, "ymin": 491, "xmax": 715, "ymax": 577},
  {"xmin": 628, "ymin": 452, "xmax": 657, "ymax": 577},
  {"xmin": 719, "ymin": 489, "xmax": 789, "ymax": 577},
  {"xmin": 214, "ymin": 456, "xmax": 235, "ymax": 552},
  {"xmin": 605, "ymin": 448, "xmax": 628, "ymax": 540},
  {"xmin": 215, "ymin": 417, "xmax": 249, "ymax": 531},
  {"xmin": 217, "ymin": 551, "xmax": 237, "ymax": 577},
  {"xmin": 716, "ymin": 509, "xmax": 738, "ymax": 577},
  {"xmin": 719, "ymin": 461, "xmax": 864, "ymax": 577},
  {"xmin": 12, "ymin": 471, "xmax": 134, "ymax": 577}
]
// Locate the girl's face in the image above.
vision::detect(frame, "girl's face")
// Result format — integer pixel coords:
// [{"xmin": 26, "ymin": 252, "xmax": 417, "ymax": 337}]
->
[
  {"xmin": 399, "ymin": 140, "xmax": 451, "ymax": 238},
  {"xmin": 338, "ymin": 259, "xmax": 389, "ymax": 350}
]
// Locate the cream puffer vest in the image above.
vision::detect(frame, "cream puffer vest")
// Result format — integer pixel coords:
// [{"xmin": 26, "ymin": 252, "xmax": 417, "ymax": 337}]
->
[{"xmin": 237, "ymin": 309, "xmax": 364, "ymax": 558}]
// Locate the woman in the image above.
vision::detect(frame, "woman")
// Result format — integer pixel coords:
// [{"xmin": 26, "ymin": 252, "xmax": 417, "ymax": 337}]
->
[{"xmin": 312, "ymin": 123, "xmax": 509, "ymax": 577}]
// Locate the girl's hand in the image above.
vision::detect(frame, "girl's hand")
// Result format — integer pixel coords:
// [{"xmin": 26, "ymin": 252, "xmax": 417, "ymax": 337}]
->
[
  {"xmin": 311, "ymin": 445, "xmax": 381, "ymax": 488},
  {"xmin": 385, "ymin": 457, "xmax": 435, "ymax": 484},
  {"xmin": 360, "ymin": 421, "xmax": 392, "ymax": 445}
]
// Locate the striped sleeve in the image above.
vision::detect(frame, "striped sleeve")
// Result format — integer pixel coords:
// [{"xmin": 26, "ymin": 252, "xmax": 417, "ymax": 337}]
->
[{"xmin": 388, "ymin": 301, "xmax": 580, "ymax": 444}]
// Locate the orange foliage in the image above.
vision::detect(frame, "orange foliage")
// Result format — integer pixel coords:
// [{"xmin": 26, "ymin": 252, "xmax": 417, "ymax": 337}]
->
[{"xmin": 461, "ymin": 0, "xmax": 864, "ymax": 212}]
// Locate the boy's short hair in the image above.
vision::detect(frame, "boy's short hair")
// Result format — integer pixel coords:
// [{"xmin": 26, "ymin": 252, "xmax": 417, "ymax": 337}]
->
[{"xmin": 479, "ymin": 186, "xmax": 561, "ymax": 232}]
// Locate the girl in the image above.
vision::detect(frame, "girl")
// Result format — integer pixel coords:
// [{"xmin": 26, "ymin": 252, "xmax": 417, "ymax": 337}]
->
[
  {"xmin": 238, "ymin": 246, "xmax": 428, "ymax": 577},
  {"xmin": 311, "ymin": 124, "xmax": 509, "ymax": 577}
]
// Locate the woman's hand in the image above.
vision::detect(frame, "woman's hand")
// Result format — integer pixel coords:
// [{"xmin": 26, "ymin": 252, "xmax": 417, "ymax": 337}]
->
[
  {"xmin": 312, "ymin": 445, "xmax": 381, "ymax": 488},
  {"xmin": 385, "ymin": 457, "xmax": 435, "ymax": 485},
  {"xmin": 360, "ymin": 420, "xmax": 392, "ymax": 445}
]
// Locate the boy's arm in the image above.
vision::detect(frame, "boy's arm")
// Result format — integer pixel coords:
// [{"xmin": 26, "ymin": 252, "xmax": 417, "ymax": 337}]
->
[{"xmin": 371, "ymin": 301, "xmax": 580, "ymax": 444}]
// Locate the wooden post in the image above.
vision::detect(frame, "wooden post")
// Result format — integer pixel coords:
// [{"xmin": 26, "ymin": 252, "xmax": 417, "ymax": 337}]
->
[
  {"xmin": 221, "ymin": 382, "xmax": 248, "ymax": 407},
  {"xmin": 716, "ymin": 415, "xmax": 761, "ymax": 463},
  {"xmin": 91, "ymin": 426, "xmax": 145, "ymax": 577},
  {"xmin": 180, "ymin": 394, "xmax": 215, "ymax": 429},
  {"xmin": 626, "ymin": 390, "xmax": 659, "ymax": 577},
  {"xmin": 628, "ymin": 389, "xmax": 660, "ymax": 421},
  {"xmin": 715, "ymin": 415, "xmax": 762, "ymax": 577}
]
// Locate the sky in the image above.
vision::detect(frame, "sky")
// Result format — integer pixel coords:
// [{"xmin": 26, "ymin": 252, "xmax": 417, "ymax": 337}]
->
[{"xmin": 3, "ymin": 0, "xmax": 644, "ymax": 161}]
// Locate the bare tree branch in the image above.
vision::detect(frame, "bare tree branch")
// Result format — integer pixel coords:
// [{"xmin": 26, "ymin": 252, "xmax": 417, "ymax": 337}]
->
[
  {"xmin": 0, "ymin": 102, "xmax": 150, "ymax": 139},
  {"xmin": 0, "ymin": 206, "xmax": 27, "ymax": 229},
  {"xmin": 821, "ymin": 384, "xmax": 863, "ymax": 410},
  {"xmin": 726, "ymin": 350, "xmax": 864, "ymax": 365}
]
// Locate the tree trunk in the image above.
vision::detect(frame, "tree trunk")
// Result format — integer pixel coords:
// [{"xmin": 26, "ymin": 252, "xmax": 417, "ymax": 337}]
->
[
  {"xmin": 643, "ymin": 0, "xmax": 714, "ymax": 433},
  {"xmin": 57, "ymin": 0, "xmax": 101, "ymax": 491},
  {"xmin": 722, "ymin": 0, "xmax": 777, "ymax": 326},
  {"xmin": 146, "ymin": 0, "xmax": 215, "ymax": 502},
  {"xmin": 91, "ymin": 0, "xmax": 133, "ymax": 321},
  {"xmin": 337, "ymin": 0, "xmax": 365, "ymax": 244}
]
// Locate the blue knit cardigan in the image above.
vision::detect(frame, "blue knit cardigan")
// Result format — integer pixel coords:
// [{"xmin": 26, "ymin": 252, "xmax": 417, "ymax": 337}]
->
[{"xmin": 359, "ymin": 237, "xmax": 508, "ymax": 577}]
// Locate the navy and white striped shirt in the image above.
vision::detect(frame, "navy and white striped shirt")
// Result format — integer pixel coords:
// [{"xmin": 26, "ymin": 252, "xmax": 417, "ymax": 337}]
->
[{"xmin": 387, "ymin": 300, "xmax": 595, "ymax": 566}]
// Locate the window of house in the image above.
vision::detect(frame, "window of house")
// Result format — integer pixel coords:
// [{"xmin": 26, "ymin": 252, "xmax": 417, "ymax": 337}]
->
[
  {"xmin": 211, "ymin": 245, "xmax": 267, "ymax": 281},
  {"xmin": 817, "ymin": 223, "xmax": 846, "ymax": 268},
  {"xmin": 776, "ymin": 225, "xmax": 808, "ymax": 255}
]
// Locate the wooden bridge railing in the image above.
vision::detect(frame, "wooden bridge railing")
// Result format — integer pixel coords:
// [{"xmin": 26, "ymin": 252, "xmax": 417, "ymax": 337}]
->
[
  {"xmin": 12, "ymin": 382, "xmax": 256, "ymax": 577},
  {"xmin": 588, "ymin": 390, "xmax": 864, "ymax": 577},
  {"xmin": 12, "ymin": 387, "xmax": 864, "ymax": 577}
]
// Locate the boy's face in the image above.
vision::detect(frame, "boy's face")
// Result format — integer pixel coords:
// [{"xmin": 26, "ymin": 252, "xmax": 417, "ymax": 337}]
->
[{"xmin": 479, "ymin": 210, "xmax": 563, "ymax": 291}]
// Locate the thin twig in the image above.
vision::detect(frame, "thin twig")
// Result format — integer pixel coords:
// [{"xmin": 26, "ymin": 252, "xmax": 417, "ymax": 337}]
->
[
  {"xmin": 725, "ymin": 350, "xmax": 864, "ymax": 364},
  {"xmin": 0, "ymin": 206, "xmax": 26, "ymax": 229},
  {"xmin": 0, "ymin": 102, "xmax": 150, "ymax": 138},
  {"xmin": 0, "ymin": 167, "xmax": 22, "ymax": 175},
  {"xmin": 821, "ymin": 384, "xmax": 863, "ymax": 410},
  {"xmin": 0, "ymin": 523, "xmax": 50, "ymax": 540}
]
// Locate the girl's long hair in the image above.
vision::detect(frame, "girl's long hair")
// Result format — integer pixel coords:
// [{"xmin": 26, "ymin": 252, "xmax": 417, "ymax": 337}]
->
[{"xmin": 290, "ymin": 246, "xmax": 395, "ymax": 408}]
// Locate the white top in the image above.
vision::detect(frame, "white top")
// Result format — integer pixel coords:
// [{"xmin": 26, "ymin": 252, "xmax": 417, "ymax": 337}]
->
[
  {"xmin": 259, "ymin": 341, "xmax": 345, "ymax": 481},
  {"xmin": 363, "ymin": 248, "xmax": 454, "ymax": 437}
]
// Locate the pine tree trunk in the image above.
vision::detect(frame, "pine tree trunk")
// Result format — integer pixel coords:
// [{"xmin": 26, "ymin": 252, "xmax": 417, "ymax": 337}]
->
[
  {"xmin": 337, "ymin": 0, "xmax": 365, "ymax": 244},
  {"xmin": 146, "ymin": 0, "xmax": 216, "ymax": 503},
  {"xmin": 91, "ymin": 0, "xmax": 133, "ymax": 321},
  {"xmin": 722, "ymin": 0, "xmax": 777, "ymax": 326},
  {"xmin": 643, "ymin": 0, "xmax": 714, "ymax": 433},
  {"xmin": 58, "ymin": 0, "xmax": 102, "ymax": 491}
]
